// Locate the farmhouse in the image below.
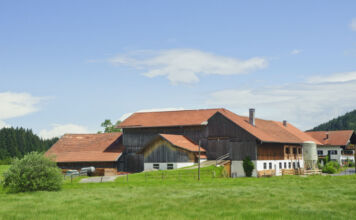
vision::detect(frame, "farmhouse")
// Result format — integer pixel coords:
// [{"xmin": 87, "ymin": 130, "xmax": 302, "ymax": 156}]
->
[
  {"xmin": 45, "ymin": 132, "xmax": 125, "ymax": 171},
  {"xmin": 118, "ymin": 108, "xmax": 320, "ymax": 176},
  {"xmin": 305, "ymin": 130, "xmax": 356, "ymax": 165}
]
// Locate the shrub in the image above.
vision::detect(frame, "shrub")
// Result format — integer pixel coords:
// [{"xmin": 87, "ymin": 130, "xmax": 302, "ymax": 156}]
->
[
  {"xmin": 2, "ymin": 152, "xmax": 63, "ymax": 193},
  {"xmin": 348, "ymin": 161, "xmax": 355, "ymax": 167},
  {"xmin": 243, "ymin": 156, "xmax": 254, "ymax": 177},
  {"xmin": 322, "ymin": 161, "xmax": 340, "ymax": 174}
]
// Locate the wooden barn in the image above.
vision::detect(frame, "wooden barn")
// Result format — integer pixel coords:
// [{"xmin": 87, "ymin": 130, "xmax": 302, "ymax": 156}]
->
[
  {"xmin": 118, "ymin": 108, "xmax": 321, "ymax": 176},
  {"xmin": 138, "ymin": 134, "xmax": 207, "ymax": 170},
  {"xmin": 45, "ymin": 132, "xmax": 125, "ymax": 173}
]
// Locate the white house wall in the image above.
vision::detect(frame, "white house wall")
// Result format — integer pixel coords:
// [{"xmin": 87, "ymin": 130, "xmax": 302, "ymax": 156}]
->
[
  {"xmin": 317, "ymin": 146, "xmax": 355, "ymax": 165},
  {"xmin": 144, "ymin": 162, "xmax": 194, "ymax": 171},
  {"xmin": 231, "ymin": 159, "xmax": 304, "ymax": 177}
]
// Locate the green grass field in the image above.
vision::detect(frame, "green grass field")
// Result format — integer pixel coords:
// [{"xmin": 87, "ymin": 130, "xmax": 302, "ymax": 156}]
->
[{"xmin": 0, "ymin": 165, "xmax": 356, "ymax": 220}]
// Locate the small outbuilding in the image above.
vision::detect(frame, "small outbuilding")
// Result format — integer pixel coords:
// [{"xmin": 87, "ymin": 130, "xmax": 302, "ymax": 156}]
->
[{"xmin": 138, "ymin": 134, "xmax": 207, "ymax": 170}]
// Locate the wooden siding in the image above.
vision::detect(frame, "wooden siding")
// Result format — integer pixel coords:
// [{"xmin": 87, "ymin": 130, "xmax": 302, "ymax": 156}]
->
[
  {"xmin": 57, "ymin": 162, "xmax": 116, "ymax": 169},
  {"xmin": 123, "ymin": 126, "xmax": 207, "ymax": 153},
  {"xmin": 257, "ymin": 143, "xmax": 301, "ymax": 160},
  {"xmin": 143, "ymin": 139, "xmax": 194, "ymax": 163},
  {"xmin": 206, "ymin": 113, "xmax": 257, "ymax": 160},
  {"xmin": 208, "ymin": 112, "xmax": 256, "ymax": 142},
  {"xmin": 206, "ymin": 139, "xmax": 257, "ymax": 160},
  {"xmin": 284, "ymin": 145, "xmax": 302, "ymax": 160}
]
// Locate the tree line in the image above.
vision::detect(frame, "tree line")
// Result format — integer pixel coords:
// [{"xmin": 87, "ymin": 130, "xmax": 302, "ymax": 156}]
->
[
  {"xmin": 0, "ymin": 127, "xmax": 58, "ymax": 164},
  {"xmin": 310, "ymin": 109, "xmax": 356, "ymax": 131}
]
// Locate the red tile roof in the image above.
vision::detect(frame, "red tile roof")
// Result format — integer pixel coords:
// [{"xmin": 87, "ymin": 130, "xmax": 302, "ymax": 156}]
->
[
  {"xmin": 119, "ymin": 109, "xmax": 221, "ymax": 128},
  {"xmin": 45, "ymin": 132, "xmax": 124, "ymax": 162},
  {"xmin": 120, "ymin": 108, "xmax": 321, "ymax": 144},
  {"xmin": 305, "ymin": 130, "xmax": 354, "ymax": 146},
  {"xmin": 160, "ymin": 134, "xmax": 206, "ymax": 153}
]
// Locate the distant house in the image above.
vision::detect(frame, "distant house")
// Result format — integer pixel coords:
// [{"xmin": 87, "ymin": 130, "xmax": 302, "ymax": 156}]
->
[
  {"xmin": 119, "ymin": 108, "xmax": 320, "ymax": 176},
  {"xmin": 138, "ymin": 134, "xmax": 207, "ymax": 170},
  {"xmin": 45, "ymin": 132, "xmax": 125, "ymax": 171},
  {"xmin": 305, "ymin": 130, "xmax": 356, "ymax": 165}
]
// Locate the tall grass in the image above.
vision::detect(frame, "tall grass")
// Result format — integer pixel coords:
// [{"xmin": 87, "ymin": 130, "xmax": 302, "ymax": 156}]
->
[{"xmin": 0, "ymin": 165, "xmax": 355, "ymax": 219}]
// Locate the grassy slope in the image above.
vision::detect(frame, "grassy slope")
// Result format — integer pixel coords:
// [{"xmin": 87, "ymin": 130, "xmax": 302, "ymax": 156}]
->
[{"xmin": 0, "ymin": 165, "xmax": 356, "ymax": 220}]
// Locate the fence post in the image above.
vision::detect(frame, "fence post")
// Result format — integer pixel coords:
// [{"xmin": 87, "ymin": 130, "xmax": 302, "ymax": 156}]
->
[
  {"xmin": 126, "ymin": 174, "xmax": 128, "ymax": 182},
  {"xmin": 71, "ymin": 174, "xmax": 73, "ymax": 184},
  {"xmin": 161, "ymin": 172, "xmax": 164, "ymax": 180}
]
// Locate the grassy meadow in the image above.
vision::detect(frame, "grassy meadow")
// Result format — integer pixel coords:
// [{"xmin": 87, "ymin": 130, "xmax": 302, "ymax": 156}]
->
[{"xmin": 0, "ymin": 165, "xmax": 356, "ymax": 220}]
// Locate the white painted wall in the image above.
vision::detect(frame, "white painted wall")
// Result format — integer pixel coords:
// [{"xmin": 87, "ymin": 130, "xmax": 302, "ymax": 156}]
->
[
  {"xmin": 144, "ymin": 162, "xmax": 194, "ymax": 171},
  {"xmin": 231, "ymin": 159, "xmax": 305, "ymax": 177},
  {"xmin": 317, "ymin": 146, "xmax": 355, "ymax": 165},
  {"xmin": 231, "ymin": 160, "xmax": 257, "ymax": 177},
  {"xmin": 256, "ymin": 160, "xmax": 304, "ymax": 176}
]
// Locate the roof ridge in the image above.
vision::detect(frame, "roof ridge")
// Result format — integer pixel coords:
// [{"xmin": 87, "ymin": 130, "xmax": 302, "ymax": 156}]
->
[{"xmin": 132, "ymin": 108, "xmax": 225, "ymax": 114}]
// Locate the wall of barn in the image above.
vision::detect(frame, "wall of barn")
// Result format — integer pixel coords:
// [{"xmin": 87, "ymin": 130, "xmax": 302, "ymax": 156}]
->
[
  {"xmin": 122, "ymin": 112, "xmax": 261, "ymax": 172},
  {"xmin": 206, "ymin": 112, "xmax": 258, "ymax": 160},
  {"xmin": 143, "ymin": 139, "xmax": 194, "ymax": 163},
  {"xmin": 123, "ymin": 126, "xmax": 208, "ymax": 153},
  {"xmin": 57, "ymin": 162, "xmax": 117, "ymax": 169}
]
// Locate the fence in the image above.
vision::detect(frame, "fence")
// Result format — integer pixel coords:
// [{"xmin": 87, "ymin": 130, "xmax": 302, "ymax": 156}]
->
[{"xmin": 115, "ymin": 169, "xmax": 220, "ymax": 183}]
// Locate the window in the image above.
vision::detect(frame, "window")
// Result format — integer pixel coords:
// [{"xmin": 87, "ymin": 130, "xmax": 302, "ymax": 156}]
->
[
  {"xmin": 297, "ymin": 162, "xmax": 300, "ymax": 168},
  {"xmin": 285, "ymin": 147, "xmax": 290, "ymax": 154},
  {"xmin": 284, "ymin": 162, "xmax": 287, "ymax": 169},
  {"xmin": 293, "ymin": 148, "xmax": 297, "ymax": 154},
  {"xmin": 288, "ymin": 162, "xmax": 291, "ymax": 169},
  {"xmin": 298, "ymin": 148, "xmax": 302, "ymax": 154},
  {"xmin": 263, "ymin": 163, "xmax": 267, "ymax": 169},
  {"xmin": 279, "ymin": 162, "xmax": 282, "ymax": 169},
  {"xmin": 293, "ymin": 162, "xmax": 296, "ymax": 169},
  {"xmin": 317, "ymin": 150, "xmax": 323, "ymax": 156},
  {"xmin": 167, "ymin": 164, "xmax": 173, "ymax": 170},
  {"xmin": 328, "ymin": 150, "xmax": 338, "ymax": 155},
  {"xmin": 342, "ymin": 150, "xmax": 354, "ymax": 155},
  {"xmin": 269, "ymin": 162, "xmax": 272, "ymax": 169},
  {"xmin": 153, "ymin": 164, "xmax": 159, "ymax": 169}
]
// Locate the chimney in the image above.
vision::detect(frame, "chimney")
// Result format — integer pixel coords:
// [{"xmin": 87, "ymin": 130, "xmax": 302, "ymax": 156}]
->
[
  {"xmin": 326, "ymin": 132, "xmax": 329, "ymax": 139},
  {"xmin": 249, "ymin": 108, "xmax": 255, "ymax": 126},
  {"xmin": 283, "ymin": 120, "xmax": 287, "ymax": 127}
]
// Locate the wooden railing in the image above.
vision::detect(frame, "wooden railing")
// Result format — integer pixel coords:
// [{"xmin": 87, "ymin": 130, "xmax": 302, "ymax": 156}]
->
[{"xmin": 216, "ymin": 153, "xmax": 230, "ymax": 166}]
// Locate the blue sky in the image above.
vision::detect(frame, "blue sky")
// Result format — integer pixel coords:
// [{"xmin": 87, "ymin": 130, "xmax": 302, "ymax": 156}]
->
[{"xmin": 1, "ymin": 1, "xmax": 356, "ymax": 138}]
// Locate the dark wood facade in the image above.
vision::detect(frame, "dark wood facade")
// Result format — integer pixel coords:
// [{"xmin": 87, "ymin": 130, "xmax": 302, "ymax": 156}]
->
[
  {"xmin": 57, "ymin": 162, "xmax": 117, "ymax": 169},
  {"xmin": 142, "ymin": 138, "xmax": 195, "ymax": 163},
  {"xmin": 121, "ymin": 112, "xmax": 259, "ymax": 172},
  {"xmin": 257, "ymin": 143, "xmax": 302, "ymax": 160}
]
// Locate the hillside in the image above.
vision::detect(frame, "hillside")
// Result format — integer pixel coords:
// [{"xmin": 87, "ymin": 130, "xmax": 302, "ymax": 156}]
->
[
  {"xmin": 310, "ymin": 109, "xmax": 356, "ymax": 131},
  {"xmin": 0, "ymin": 127, "xmax": 58, "ymax": 163}
]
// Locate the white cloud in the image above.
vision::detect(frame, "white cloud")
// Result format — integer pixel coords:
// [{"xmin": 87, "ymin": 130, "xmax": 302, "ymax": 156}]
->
[
  {"xmin": 290, "ymin": 49, "xmax": 302, "ymax": 55},
  {"xmin": 119, "ymin": 107, "xmax": 185, "ymax": 121},
  {"xmin": 350, "ymin": 18, "xmax": 356, "ymax": 31},
  {"xmin": 109, "ymin": 49, "xmax": 268, "ymax": 84},
  {"xmin": 39, "ymin": 124, "xmax": 90, "ymax": 139},
  {"xmin": 206, "ymin": 77, "xmax": 356, "ymax": 130},
  {"xmin": 0, "ymin": 92, "xmax": 43, "ymax": 120},
  {"xmin": 308, "ymin": 71, "xmax": 356, "ymax": 83}
]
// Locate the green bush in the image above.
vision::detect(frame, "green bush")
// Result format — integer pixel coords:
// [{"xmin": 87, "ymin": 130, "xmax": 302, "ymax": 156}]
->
[
  {"xmin": 2, "ymin": 152, "xmax": 63, "ymax": 193},
  {"xmin": 322, "ymin": 161, "xmax": 340, "ymax": 174},
  {"xmin": 243, "ymin": 156, "xmax": 254, "ymax": 177}
]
